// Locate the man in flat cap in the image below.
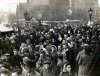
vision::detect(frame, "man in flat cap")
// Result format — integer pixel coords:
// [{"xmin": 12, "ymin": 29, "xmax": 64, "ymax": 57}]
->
[
  {"xmin": 40, "ymin": 60, "xmax": 52, "ymax": 76},
  {"xmin": 3, "ymin": 53, "xmax": 12, "ymax": 70},
  {"xmin": 23, "ymin": 57, "xmax": 41, "ymax": 76},
  {"xmin": 76, "ymin": 44, "xmax": 93, "ymax": 76}
]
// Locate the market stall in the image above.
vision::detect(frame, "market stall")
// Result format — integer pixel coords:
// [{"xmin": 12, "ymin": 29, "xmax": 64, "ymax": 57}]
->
[{"xmin": 0, "ymin": 25, "xmax": 14, "ymax": 36}]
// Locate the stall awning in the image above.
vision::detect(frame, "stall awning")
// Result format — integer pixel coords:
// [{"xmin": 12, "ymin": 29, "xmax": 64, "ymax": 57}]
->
[{"xmin": 0, "ymin": 25, "xmax": 13, "ymax": 32}]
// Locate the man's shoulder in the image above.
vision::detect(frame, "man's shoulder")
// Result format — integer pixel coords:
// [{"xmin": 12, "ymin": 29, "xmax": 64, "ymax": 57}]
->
[
  {"xmin": 61, "ymin": 72, "xmax": 69, "ymax": 75},
  {"xmin": 34, "ymin": 70, "xmax": 41, "ymax": 76},
  {"xmin": 46, "ymin": 45, "xmax": 51, "ymax": 48},
  {"xmin": 78, "ymin": 50, "xmax": 85, "ymax": 55},
  {"xmin": 12, "ymin": 55, "xmax": 22, "ymax": 59}
]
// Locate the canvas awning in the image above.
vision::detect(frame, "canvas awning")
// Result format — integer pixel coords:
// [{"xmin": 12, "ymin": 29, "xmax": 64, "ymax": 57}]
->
[{"xmin": 0, "ymin": 25, "xmax": 13, "ymax": 32}]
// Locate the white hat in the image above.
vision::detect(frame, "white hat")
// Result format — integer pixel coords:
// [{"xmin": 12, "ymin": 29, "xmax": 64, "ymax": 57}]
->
[{"xmin": 49, "ymin": 29, "xmax": 54, "ymax": 32}]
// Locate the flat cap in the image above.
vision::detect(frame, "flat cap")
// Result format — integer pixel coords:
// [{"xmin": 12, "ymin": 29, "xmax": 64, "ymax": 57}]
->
[
  {"xmin": 4, "ymin": 53, "xmax": 10, "ymax": 56},
  {"xmin": 43, "ymin": 60, "xmax": 50, "ymax": 64}
]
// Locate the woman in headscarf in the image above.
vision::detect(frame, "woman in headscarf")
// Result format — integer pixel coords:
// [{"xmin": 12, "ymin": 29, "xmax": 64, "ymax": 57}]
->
[{"xmin": 60, "ymin": 63, "xmax": 72, "ymax": 76}]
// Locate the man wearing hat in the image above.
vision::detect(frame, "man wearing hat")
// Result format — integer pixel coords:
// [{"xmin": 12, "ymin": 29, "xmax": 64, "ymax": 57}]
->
[
  {"xmin": 3, "ymin": 53, "xmax": 12, "ymax": 69},
  {"xmin": 76, "ymin": 44, "xmax": 93, "ymax": 76},
  {"xmin": 23, "ymin": 57, "xmax": 41, "ymax": 76},
  {"xmin": 40, "ymin": 60, "xmax": 52, "ymax": 76},
  {"xmin": 26, "ymin": 39, "xmax": 33, "ymax": 48},
  {"xmin": 76, "ymin": 44, "xmax": 90, "ymax": 62}
]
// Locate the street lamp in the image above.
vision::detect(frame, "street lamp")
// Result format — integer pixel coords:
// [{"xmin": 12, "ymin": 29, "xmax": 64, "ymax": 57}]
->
[{"xmin": 88, "ymin": 7, "xmax": 93, "ymax": 22}]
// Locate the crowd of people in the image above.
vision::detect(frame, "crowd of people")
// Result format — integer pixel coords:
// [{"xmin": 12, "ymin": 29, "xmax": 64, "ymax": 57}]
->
[{"xmin": 0, "ymin": 21, "xmax": 100, "ymax": 76}]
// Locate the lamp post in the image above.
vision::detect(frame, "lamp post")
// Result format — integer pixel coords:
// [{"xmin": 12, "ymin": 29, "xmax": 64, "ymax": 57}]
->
[{"xmin": 88, "ymin": 7, "xmax": 93, "ymax": 22}]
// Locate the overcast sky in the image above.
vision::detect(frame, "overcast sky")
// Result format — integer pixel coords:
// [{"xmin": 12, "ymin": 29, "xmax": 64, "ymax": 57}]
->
[
  {"xmin": 0, "ymin": 0, "xmax": 27, "ymax": 13},
  {"xmin": 0, "ymin": 0, "xmax": 100, "ymax": 13},
  {"xmin": 98, "ymin": 0, "xmax": 100, "ymax": 5}
]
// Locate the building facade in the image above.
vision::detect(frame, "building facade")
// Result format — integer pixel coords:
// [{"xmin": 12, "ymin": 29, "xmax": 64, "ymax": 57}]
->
[
  {"xmin": 72, "ymin": 0, "xmax": 98, "ymax": 20},
  {"xmin": 16, "ymin": 0, "xmax": 98, "ymax": 21}
]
